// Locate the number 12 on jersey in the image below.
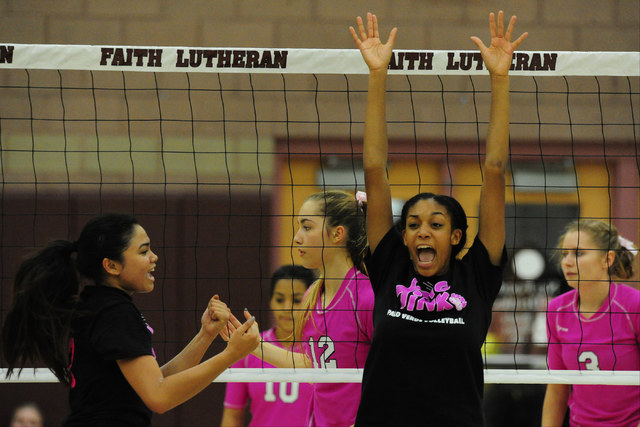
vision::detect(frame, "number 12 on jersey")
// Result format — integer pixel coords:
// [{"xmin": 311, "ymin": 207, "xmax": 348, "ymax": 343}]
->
[{"xmin": 308, "ymin": 336, "xmax": 337, "ymax": 369}]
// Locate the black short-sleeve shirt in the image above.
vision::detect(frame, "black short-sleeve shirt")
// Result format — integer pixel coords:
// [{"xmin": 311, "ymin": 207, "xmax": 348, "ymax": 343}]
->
[
  {"xmin": 355, "ymin": 227, "xmax": 507, "ymax": 427},
  {"xmin": 65, "ymin": 285, "xmax": 154, "ymax": 427}
]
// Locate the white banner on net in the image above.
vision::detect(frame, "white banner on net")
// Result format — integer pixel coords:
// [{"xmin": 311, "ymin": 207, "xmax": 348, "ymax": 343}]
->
[
  {"xmin": 0, "ymin": 44, "xmax": 639, "ymax": 76},
  {"xmin": 1, "ymin": 368, "xmax": 638, "ymax": 385}
]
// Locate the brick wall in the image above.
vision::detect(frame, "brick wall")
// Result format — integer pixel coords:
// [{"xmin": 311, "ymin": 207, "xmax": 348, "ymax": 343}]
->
[{"xmin": 1, "ymin": 0, "xmax": 638, "ymax": 50}]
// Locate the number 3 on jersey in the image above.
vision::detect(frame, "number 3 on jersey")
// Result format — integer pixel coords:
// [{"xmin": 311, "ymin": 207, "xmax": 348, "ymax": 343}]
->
[
  {"xmin": 578, "ymin": 351, "xmax": 600, "ymax": 370},
  {"xmin": 308, "ymin": 336, "xmax": 337, "ymax": 368}
]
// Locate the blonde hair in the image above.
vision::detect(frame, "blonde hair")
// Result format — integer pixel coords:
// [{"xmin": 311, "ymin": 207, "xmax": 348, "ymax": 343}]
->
[
  {"xmin": 292, "ymin": 190, "xmax": 367, "ymax": 344},
  {"xmin": 556, "ymin": 219, "xmax": 635, "ymax": 280}
]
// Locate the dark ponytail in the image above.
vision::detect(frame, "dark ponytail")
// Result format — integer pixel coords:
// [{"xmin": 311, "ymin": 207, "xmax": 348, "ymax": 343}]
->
[
  {"xmin": 1, "ymin": 213, "xmax": 139, "ymax": 386},
  {"xmin": 2, "ymin": 240, "xmax": 79, "ymax": 385}
]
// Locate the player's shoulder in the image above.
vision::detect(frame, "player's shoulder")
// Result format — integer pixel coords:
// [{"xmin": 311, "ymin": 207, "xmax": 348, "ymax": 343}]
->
[
  {"xmin": 613, "ymin": 283, "xmax": 640, "ymax": 306},
  {"xmin": 353, "ymin": 271, "xmax": 374, "ymax": 297},
  {"xmin": 614, "ymin": 282, "xmax": 640, "ymax": 294},
  {"xmin": 338, "ymin": 271, "xmax": 374, "ymax": 311},
  {"xmin": 548, "ymin": 289, "xmax": 576, "ymax": 310}
]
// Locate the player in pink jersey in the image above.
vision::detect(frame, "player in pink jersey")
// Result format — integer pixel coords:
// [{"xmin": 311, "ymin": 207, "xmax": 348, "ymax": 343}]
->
[
  {"xmin": 224, "ymin": 190, "xmax": 374, "ymax": 427},
  {"xmin": 221, "ymin": 265, "xmax": 315, "ymax": 427},
  {"xmin": 543, "ymin": 219, "xmax": 640, "ymax": 427},
  {"xmin": 300, "ymin": 264, "xmax": 373, "ymax": 426}
]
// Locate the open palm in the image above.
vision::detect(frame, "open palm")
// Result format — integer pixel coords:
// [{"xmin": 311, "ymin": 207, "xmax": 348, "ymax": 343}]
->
[
  {"xmin": 350, "ymin": 13, "xmax": 397, "ymax": 72},
  {"xmin": 471, "ymin": 11, "xmax": 528, "ymax": 76}
]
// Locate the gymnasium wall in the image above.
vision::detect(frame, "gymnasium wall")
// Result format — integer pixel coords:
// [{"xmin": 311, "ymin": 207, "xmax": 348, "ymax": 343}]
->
[
  {"xmin": 0, "ymin": 1, "xmax": 638, "ymax": 426},
  {"xmin": 1, "ymin": 0, "xmax": 638, "ymax": 148},
  {"xmin": 1, "ymin": 1, "xmax": 638, "ymax": 51}
]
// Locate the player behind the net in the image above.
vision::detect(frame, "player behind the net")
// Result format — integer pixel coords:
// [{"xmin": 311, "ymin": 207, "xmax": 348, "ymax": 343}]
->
[
  {"xmin": 223, "ymin": 190, "xmax": 374, "ymax": 427},
  {"xmin": 543, "ymin": 219, "xmax": 640, "ymax": 427},
  {"xmin": 221, "ymin": 264, "xmax": 316, "ymax": 427}
]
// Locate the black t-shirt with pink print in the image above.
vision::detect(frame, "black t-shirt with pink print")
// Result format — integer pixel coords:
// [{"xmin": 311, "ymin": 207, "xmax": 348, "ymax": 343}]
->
[
  {"xmin": 65, "ymin": 285, "xmax": 154, "ymax": 427},
  {"xmin": 356, "ymin": 227, "xmax": 506, "ymax": 427}
]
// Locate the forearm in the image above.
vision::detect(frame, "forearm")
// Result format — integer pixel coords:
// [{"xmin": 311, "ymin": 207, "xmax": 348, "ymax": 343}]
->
[
  {"xmin": 477, "ymin": 75, "xmax": 509, "ymax": 258},
  {"xmin": 363, "ymin": 69, "xmax": 390, "ymax": 173},
  {"xmin": 541, "ymin": 383, "xmax": 570, "ymax": 427},
  {"xmin": 154, "ymin": 349, "xmax": 240, "ymax": 413},
  {"xmin": 160, "ymin": 328, "xmax": 214, "ymax": 377},
  {"xmin": 364, "ymin": 68, "xmax": 395, "ymax": 249},
  {"xmin": 485, "ymin": 75, "xmax": 510, "ymax": 172},
  {"xmin": 220, "ymin": 407, "xmax": 245, "ymax": 427},
  {"xmin": 252, "ymin": 341, "xmax": 311, "ymax": 368}
]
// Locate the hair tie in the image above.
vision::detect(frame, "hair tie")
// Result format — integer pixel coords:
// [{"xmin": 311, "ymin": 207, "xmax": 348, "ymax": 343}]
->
[
  {"xmin": 355, "ymin": 191, "xmax": 367, "ymax": 209},
  {"xmin": 618, "ymin": 235, "xmax": 638, "ymax": 256}
]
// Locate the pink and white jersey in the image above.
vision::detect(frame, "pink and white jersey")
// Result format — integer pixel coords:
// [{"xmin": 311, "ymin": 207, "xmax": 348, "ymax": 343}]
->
[
  {"xmin": 223, "ymin": 328, "xmax": 313, "ymax": 427},
  {"xmin": 546, "ymin": 282, "xmax": 640, "ymax": 427},
  {"xmin": 301, "ymin": 267, "xmax": 374, "ymax": 427}
]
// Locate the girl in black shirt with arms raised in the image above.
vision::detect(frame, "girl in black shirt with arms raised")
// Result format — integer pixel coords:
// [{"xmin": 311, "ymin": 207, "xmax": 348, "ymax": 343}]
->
[{"xmin": 350, "ymin": 11, "xmax": 527, "ymax": 426}]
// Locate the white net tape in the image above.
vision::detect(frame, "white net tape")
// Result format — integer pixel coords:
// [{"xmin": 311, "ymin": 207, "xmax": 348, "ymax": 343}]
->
[{"xmin": 2, "ymin": 368, "xmax": 638, "ymax": 385}]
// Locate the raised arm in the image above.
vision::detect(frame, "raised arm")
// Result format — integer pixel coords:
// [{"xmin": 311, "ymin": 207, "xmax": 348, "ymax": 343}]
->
[
  {"xmin": 470, "ymin": 11, "xmax": 527, "ymax": 264},
  {"xmin": 350, "ymin": 13, "xmax": 397, "ymax": 252}
]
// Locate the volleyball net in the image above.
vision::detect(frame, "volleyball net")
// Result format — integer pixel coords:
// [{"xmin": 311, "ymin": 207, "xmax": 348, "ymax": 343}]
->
[{"xmin": 0, "ymin": 44, "xmax": 638, "ymax": 385}]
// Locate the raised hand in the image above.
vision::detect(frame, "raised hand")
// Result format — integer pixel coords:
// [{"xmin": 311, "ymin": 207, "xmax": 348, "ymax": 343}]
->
[
  {"xmin": 226, "ymin": 310, "xmax": 260, "ymax": 360},
  {"xmin": 350, "ymin": 12, "xmax": 397, "ymax": 72},
  {"xmin": 219, "ymin": 310, "xmax": 260, "ymax": 341},
  {"xmin": 218, "ymin": 312, "xmax": 238, "ymax": 342},
  {"xmin": 470, "ymin": 11, "xmax": 528, "ymax": 77},
  {"xmin": 201, "ymin": 295, "xmax": 230, "ymax": 337}
]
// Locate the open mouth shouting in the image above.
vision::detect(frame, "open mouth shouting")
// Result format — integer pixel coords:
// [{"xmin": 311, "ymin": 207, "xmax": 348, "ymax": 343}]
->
[{"xmin": 415, "ymin": 245, "xmax": 438, "ymax": 273}]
